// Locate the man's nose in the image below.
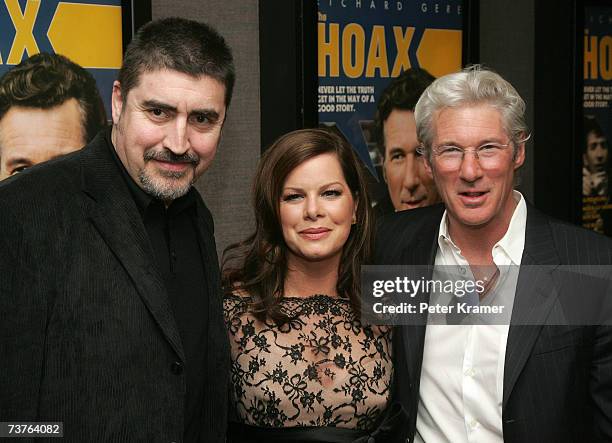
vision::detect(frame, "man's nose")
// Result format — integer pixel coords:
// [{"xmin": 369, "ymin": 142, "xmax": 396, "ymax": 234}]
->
[
  {"xmin": 165, "ymin": 118, "xmax": 190, "ymax": 154},
  {"xmin": 458, "ymin": 150, "xmax": 483, "ymax": 182},
  {"xmin": 401, "ymin": 156, "xmax": 420, "ymax": 191}
]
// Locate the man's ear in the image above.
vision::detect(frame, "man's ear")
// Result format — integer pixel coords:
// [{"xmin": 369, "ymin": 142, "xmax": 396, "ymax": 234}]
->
[
  {"xmin": 423, "ymin": 152, "xmax": 433, "ymax": 175},
  {"xmin": 513, "ymin": 136, "xmax": 527, "ymax": 171},
  {"xmin": 111, "ymin": 81, "xmax": 123, "ymax": 125}
]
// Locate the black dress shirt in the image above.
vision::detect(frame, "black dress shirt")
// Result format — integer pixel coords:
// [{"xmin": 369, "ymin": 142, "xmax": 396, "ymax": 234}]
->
[{"xmin": 108, "ymin": 134, "xmax": 208, "ymax": 442}]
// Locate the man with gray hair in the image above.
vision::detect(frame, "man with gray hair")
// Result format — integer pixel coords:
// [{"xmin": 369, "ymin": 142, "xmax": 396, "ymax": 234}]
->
[
  {"xmin": 0, "ymin": 18, "xmax": 234, "ymax": 442},
  {"xmin": 376, "ymin": 66, "xmax": 612, "ymax": 442}
]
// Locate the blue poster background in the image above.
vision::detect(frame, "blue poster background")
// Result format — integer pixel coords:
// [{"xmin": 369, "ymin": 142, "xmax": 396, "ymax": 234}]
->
[
  {"xmin": 318, "ymin": 0, "xmax": 463, "ymax": 176},
  {"xmin": 0, "ymin": 0, "xmax": 122, "ymax": 119}
]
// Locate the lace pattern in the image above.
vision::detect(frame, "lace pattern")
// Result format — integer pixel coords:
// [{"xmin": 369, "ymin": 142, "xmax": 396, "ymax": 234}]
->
[{"xmin": 224, "ymin": 294, "xmax": 392, "ymax": 430}]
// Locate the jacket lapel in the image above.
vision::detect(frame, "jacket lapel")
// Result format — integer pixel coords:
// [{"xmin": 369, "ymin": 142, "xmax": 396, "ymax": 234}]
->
[
  {"xmin": 193, "ymin": 199, "xmax": 229, "ymax": 369},
  {"xmin": 80, "ymin": 133, "xmax": 185, "ymax": 362},
  {"xmin": 194, "ymin": 200, "xmax": 220, "ymax": 308},
  {"xmin": 400, "ymin": 213, "xmax": 440, "ymax": 385},
  {"xmin": 503, "ymin": 204, "xmax": 561, "ymax": 407},
  {"xmin": 193, "ymin": 199, "xmax": 223, "ymax": 357}
]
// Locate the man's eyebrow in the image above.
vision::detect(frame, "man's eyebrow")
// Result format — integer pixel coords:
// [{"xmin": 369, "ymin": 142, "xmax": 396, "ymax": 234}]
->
[
  {"xmin": 189, "ymin": 108, "xmax": 221, "ymax": 121},
  {"xmin": 141, "ymin": 100, "xmax": 177, "ymax": 112},
  {"xmin": 436, "ymin": 138, "xmax": 505, "ymax": 147},
  {"xmin": 141, "ymin": 100, "xmax": 221, "ymax": 121},
  {"xmin": 6, "ymin": 157, "xmax": 33, "ymax": 168}
]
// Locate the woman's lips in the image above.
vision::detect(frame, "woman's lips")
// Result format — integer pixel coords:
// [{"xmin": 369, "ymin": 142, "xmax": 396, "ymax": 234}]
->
[{"xmin": 299, "ymin": 227, "xmax": 331, "ymax": 240}]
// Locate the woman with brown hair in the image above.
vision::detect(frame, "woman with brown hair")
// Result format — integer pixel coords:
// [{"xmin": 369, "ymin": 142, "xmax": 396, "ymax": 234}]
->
[{"xmin": 223, "ymin": 128, "xmax": 404, "ymax": 442}]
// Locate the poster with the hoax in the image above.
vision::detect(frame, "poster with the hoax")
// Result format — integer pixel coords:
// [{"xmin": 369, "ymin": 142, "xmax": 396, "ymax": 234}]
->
[
  {"xmin": 317, "ymin": 0, "xmax": 464, "ymax": 176},
  {"xmin": 582, "ymin": 4, "xmax": 612, "ymax": 235}
]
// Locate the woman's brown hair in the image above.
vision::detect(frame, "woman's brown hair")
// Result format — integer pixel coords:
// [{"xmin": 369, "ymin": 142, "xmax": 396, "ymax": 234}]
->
[{"xmin": 222, "ymin": 128, "xmax": 374, "ymax": 324}]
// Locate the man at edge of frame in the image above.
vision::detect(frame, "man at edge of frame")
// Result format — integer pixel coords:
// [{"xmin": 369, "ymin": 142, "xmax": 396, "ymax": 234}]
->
[
  {"xmin": 0, "ymin": 17, "xmax": 235, "ymax": 443},
  {"xmin": 376, "ymin": 65, "xmax": 612, "ymax": 442}
]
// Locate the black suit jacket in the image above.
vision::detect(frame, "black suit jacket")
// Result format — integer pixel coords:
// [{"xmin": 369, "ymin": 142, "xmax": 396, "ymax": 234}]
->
[
  {"xmin": 375, "ymin": 203, "xmax": 612, "ymax": 442},
  {"xmin": 0, "ymin": 132, "xmax": 229, "ymax": 442}
]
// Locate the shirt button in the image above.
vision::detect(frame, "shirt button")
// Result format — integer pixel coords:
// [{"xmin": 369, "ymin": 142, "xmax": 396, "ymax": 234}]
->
[
  {"xmin": 171, "ymin": 361, "xmax": 183, "ymax": 375},
  {"xmin": 469, "ymin": 419, "xmax": 478, "ymax": 429},
  {"xmin": 464, "ymin": 368, "xmax": 476, "ymax": 377},
  {"xmin": 459, "ymin": 267, "xmax": 466, "ymax": 275}
]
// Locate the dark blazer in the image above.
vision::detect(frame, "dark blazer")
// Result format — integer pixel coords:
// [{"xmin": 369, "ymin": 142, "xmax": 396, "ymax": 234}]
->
[
  {"xmin": 0, "ymin": 132, "xmax": 229, "ymax": 442},
  {"xmin": 375, "ymin": 203, "xmax": 612, "ymax": 443}
]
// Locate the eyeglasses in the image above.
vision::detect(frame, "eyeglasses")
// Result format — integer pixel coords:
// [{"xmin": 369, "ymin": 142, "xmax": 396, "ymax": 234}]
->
[
  {"xmin": 417, "ymin": 134, "xmax": 532, "ymax": 171},
  {"xmin": 430, "ymin": 142, "xmax": 512, "ymax": 170}
]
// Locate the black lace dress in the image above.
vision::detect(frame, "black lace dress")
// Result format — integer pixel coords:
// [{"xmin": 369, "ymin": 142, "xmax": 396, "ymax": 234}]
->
[{"xmin": 223, "ymin": 294, "xmax": 399, "ymax": 442}]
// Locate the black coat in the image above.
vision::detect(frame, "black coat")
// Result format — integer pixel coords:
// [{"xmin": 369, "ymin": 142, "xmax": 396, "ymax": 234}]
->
[
  {"xmin": 0, "ymin": 132, "xmax": 229, "ymax": 442},
  {"xmin": 375, "ymin": 203, "xmax": 612, "ymax": 442}
]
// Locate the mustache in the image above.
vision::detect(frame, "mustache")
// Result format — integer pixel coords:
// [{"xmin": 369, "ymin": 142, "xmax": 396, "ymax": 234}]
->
[{"xmin": 143, "ymin": 149, "xmax": 200, "ymax": 165}]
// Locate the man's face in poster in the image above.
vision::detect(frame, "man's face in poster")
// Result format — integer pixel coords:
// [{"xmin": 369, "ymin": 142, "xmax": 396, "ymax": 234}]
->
[
  {"xmin": 382, "ymin": 109, "xmax": 439, "ymax": 211},
  {"xmin": 584, "ymin": 130, "xmax": 608, "ymax": 173},
  {"xmin": 0, "ymin": 99, "xmax": 87, "ymax": 179}
]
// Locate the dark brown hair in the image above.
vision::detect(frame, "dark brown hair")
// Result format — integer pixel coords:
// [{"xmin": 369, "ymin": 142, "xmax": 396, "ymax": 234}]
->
[
  {"xmin": 118, "ymin": 17, "xmax": 235, "ymax": 107},
  {"xmin": 222, "ymin": 128, "xmax": 374, "ymax": 324},
  {"xmin": 374, "ymin": 68, "xmax": 435, "ymax": 160},
  {"xmin": 0, "ymin": 52, "xmax": 106, "ymax": 143}
]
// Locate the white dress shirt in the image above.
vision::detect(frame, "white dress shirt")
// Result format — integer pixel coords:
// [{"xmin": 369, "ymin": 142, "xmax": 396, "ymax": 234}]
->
[{"xmin": 414, "ymin": 191, "xmax": 526, "ymax": 443}]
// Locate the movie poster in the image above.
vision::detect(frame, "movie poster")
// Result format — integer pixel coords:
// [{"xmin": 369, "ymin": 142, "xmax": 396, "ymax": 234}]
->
[
  {"xmin": 582, "ymin": 5, "xmax": 612, "ymax": 235},
  {"xmin": 317, "ymin": 0, "xmax": 463, "ymax": 176},
  {"xmin": 0, "ymin": 0, "xmax": 123, "ymax": 116}
]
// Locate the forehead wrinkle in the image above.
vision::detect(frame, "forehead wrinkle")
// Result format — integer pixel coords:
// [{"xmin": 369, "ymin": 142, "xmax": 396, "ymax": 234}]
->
[{"xmin": 434, "ymin": 107, "xmax": 507, "ymax": 145}]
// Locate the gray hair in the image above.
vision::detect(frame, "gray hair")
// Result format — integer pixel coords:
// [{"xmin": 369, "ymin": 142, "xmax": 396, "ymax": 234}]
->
[{"xmin": 415, "ymin": 65, "xmax": 529, "ymax": 159}]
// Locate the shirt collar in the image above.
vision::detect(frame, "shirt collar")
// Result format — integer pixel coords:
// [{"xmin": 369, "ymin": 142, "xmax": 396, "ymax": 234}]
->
[
  {"xmin": 438, "ymin": 190, "xmax": 526, "ymax": 265},
  {"xmin": 495, "ymin": 191, "xmax": 526, "ymax": 265}
]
